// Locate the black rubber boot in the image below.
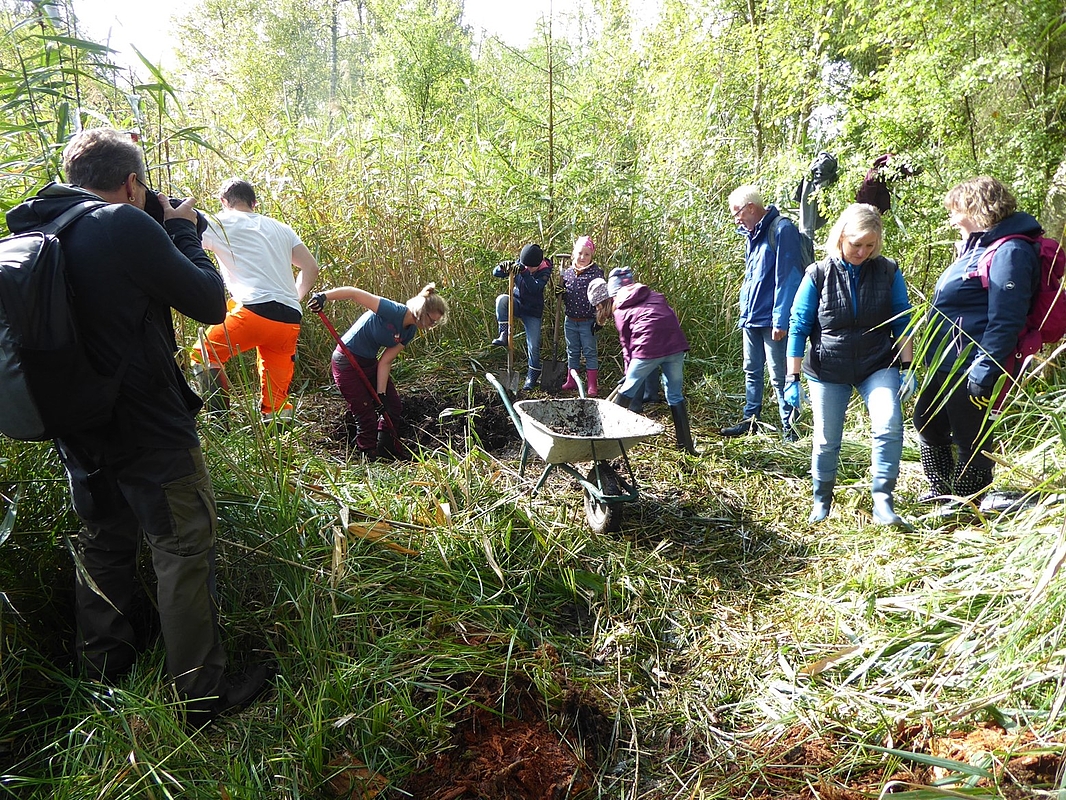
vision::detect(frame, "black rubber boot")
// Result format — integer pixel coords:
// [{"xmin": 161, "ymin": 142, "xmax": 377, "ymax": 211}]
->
[
  {"xmin": 953, "ymin": 460, "xmax": 993, "ymax": 500},
  {"xmin": 491, "ymin": 323, "xmax": 508, "ymax": 347},
  {"xmin": 918, "ymin": 443, "xmax": 954, "ymax": 502},
  {"xmin": 669, "ymin": 401, "xmax": 697, "ymax": 455},
  {"xmin": 809, "ymin": 477, "xmax": 834, "ymax": 523},
  {"xmin": 720, "ymin": 417, "xmax": 757, "ymax": 437},
  {"xmin": 522, "ymin": 368, "xmax": 541, "ymax": 391}
]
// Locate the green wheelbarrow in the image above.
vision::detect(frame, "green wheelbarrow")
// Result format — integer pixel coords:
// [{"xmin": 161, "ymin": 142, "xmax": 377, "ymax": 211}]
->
[{"xmin": 486, "ymin": 371, "xmax": 664, "ymax": 533}]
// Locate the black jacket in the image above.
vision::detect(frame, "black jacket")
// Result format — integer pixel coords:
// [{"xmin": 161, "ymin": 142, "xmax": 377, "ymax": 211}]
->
[{"xmin": 6, "ymin": 183, "xmax": 226, "ymax": 449}]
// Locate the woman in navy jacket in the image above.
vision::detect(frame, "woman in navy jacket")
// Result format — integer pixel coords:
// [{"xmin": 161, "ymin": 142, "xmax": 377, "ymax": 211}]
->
[{"xmin": 914, "ymin": 176, "xmax": 1040, "ymax": 502}]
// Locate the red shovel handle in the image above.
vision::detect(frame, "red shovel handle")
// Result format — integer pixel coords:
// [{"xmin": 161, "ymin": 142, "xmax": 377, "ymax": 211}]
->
[{"xmin": 316, "ymin": 309, "xmax": 397, "ymax": 434}]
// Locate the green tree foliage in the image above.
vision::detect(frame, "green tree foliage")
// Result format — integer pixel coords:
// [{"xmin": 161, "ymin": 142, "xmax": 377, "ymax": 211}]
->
[
  {"xmin": 3, "ymin": 0, "xmax": 1066, "ymax": 335},
  {"xmin": 0, "ymin": 0, "xmax": 115, "ymax": 209},
  {"xmin": 363, "ymin": 0, "xmax": 473, "ymax": 139}
]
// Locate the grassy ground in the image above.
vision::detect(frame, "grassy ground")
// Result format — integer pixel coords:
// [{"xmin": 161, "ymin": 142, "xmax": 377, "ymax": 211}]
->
[{"xmin": 1, "ymin": 348, "xmax": 1065, "ymax": 799}]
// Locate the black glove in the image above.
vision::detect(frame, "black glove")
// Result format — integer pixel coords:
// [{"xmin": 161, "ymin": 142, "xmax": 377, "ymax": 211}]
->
[
  {"xmin": 555, "ymin": 285, "xmax": 566, "ymax": 297},
  {"xmin": 308, "ymin": 292, "xmax": 327, "ymax": 313},
  {"xmin": 373, "ymin": 392, "xmax": 387, "ymax": 415},
  {"xmin": 509, "ymin": 261, "xmax": 524, "ymax": 276},
  {"xmin": 591, "ymin": 322, "xmax": 603, "ymax": 335},
  {"xmin": 967, "ymin": 378, "xmax": 992, "ymax": 410}
]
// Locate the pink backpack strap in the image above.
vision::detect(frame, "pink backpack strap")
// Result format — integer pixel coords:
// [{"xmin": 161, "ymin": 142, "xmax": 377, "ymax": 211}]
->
[{"xmin": 973, "ymin": 234, "xmax": 1038, "ymax": 289}]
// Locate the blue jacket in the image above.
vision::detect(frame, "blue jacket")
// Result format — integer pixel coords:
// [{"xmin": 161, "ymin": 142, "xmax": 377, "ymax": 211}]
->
[
  {"xmin": 493, "ymin": 259, "xmax": 552, "ymax": 319},
  {"xmin": 925, "ymin": 211, "xmax": 1041, "ymax": 390},
  {"xmin": 737, "ymin": 206, "xmax": 803, "ymax": 330}
]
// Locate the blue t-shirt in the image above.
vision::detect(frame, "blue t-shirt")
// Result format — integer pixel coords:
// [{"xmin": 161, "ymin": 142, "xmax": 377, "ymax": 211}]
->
[{"xmin": 334, "ymin": 297, "xmax": 416, "ymax": 360}]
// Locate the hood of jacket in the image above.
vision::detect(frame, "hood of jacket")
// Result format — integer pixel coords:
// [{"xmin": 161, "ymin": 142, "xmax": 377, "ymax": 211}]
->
[
  {"xmin": 979, "ymin": 211, "xmax": 1043, "ymax": 247},
  {"xmin": 614, "ymin": 283, "xmax": 651, "ymax": 309},
  {"xmin": 6, "ymin": 183, "xmax": 106, "ymax": 234}
]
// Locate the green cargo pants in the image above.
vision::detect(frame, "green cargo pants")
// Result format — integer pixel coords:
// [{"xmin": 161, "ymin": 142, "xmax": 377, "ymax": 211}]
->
[{"xmin": 55, "ymin": 441, "xmax": 228, "ymax": 704}]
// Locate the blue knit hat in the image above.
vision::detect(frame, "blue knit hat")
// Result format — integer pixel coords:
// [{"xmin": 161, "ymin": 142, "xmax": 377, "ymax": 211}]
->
[{"xmin": 607, "ymin": 267, "xmax": 635, "ymax": 297}]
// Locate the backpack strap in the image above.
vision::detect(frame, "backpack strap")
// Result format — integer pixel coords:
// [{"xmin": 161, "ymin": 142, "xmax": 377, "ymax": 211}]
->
[
  {"xmin": 38, "ymin": 200, "xmax": 108, "ymax": 236},
  {"xmin": 971, "ymin": 234, "xmax": 1039, "ymax": 289},
  {"xmin": 766, "ymin": 215, "xmax": 788, "ymax": 254}
]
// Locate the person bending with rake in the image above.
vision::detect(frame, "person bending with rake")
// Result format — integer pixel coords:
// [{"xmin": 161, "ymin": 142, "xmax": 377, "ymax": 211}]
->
[{"xmin": 309, "ymin": 284, "xmax": 448, "ymax": 459}]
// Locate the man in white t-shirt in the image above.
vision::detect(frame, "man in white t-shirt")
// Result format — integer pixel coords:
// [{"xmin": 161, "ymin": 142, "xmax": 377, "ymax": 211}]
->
[{"xmin": 192, "ymin": 179, "xmax": 319, "ymax": 419}]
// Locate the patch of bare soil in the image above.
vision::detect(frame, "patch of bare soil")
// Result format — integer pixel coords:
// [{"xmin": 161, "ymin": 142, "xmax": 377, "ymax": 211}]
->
[
  {"xmin": 389, "ymin": 668, "xmax": 604, "ymax": 800},
  {"xmin": 299, "ymin": 379, "xmax": 519, "ymax": 459},
  {"xmin": 719, "ymin": 722, "xmax": 1063, "ymax": 799}
]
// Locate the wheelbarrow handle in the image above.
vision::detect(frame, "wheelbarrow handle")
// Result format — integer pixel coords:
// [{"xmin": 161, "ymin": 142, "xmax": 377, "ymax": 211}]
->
[{"xmin": 570, "ymin": 369, "xmax": 587, "ymax": 399}]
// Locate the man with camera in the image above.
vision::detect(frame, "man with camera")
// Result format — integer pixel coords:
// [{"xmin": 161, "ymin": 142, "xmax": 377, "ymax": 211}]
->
[
  {"xmin": 4, "ymin": 127, "xmax": 269, "ymax": 726},
  {"xmin": 191, "ymin": 179, "xmax": 319, "ymax": 422}
]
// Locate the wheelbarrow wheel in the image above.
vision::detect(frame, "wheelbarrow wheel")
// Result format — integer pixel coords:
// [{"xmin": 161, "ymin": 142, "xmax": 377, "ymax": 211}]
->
[{"xmin": 584, "ymin": 463, "xmax": 623, "ymax": 534}]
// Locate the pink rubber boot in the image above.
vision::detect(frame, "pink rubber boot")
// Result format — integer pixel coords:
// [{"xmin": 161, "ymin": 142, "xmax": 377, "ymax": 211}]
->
[{"xmin": 586, "ymin": 369, "xmax": 599, "ymax": 397}]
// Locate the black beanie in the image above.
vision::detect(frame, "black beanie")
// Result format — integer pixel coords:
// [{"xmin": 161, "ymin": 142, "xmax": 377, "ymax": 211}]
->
[{"xmin": 519, "ymin": 243, "xmax": 544, "ymax": 267}]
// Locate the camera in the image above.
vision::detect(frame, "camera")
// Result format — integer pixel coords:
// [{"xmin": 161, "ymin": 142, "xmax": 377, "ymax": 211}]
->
[{"xmin": 143, "ymin": 190, "xmax": 208, "ymax": 237}]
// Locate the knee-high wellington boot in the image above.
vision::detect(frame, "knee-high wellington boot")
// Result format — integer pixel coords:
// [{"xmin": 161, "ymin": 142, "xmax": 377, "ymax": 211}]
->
[
  {"xmin": 918, "ymin": 443, "xmax": 954, "ymax": 502},
  {"xmin": 669, "ymin": 401, "xmax": 697, "ymax": 455},
  {"xmin": 810, "ymin": 477, "xmax": 835, "ymax": 523}
]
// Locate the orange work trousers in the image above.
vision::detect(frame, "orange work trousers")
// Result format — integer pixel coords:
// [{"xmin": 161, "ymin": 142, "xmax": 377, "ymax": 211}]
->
[{"xmin": 191, "ymin": 305, "xmax": 301, "ymax": 414}]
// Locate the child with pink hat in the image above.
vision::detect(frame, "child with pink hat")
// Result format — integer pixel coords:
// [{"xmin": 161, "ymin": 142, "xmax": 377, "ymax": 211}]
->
[{"xmin": 558, "ymin": 235, "xmax": 606, "ymax": 395}]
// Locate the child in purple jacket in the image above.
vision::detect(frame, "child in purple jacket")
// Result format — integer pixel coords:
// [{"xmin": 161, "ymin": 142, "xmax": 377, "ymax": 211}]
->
[{"xmin": 588, "ymin": 268, "xmax": 696, "ymax": 454}]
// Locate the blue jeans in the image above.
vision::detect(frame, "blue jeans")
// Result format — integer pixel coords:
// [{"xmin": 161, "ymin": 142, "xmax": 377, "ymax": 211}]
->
[
  {"xmin": 564, "ymin": 317, "xmax": 598, "ymax": 370},
  {"xmin": 618, "ymin": 352, "xmax": 686, "ymax": 406},
  {"xmin": 742, "ymin": 326, "xmax": 790, "ymax": 427},
  {"xmin": 627, "ymin": 366, "xmax": 663, "ymax": 413},
  {"xmin": 806, "ymin": 367, "xmax": 903, "ymax": 491},
  {"xmin": 496, "ymin": 295, "xmax": 542, "ymax": 370}
]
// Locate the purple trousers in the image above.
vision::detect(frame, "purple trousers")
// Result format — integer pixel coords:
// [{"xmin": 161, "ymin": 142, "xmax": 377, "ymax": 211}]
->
[{"xmin": 331, "ymin": 354, "xmax": 402, "ymax": 452}]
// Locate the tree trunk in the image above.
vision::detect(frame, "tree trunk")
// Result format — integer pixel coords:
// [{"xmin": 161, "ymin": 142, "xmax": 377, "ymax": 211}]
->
[{"xmin": 1043, "ymin": 157, "xmax": 1066, "ymax": 241}]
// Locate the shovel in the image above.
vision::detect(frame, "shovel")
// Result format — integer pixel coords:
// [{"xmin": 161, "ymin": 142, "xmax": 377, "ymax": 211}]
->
[
  {"xmin": 315, "ymin": 310, "xmax": 402, "ymax": 454},
  {"xmin": 541, "ymin": 290, "xmax": 566, "ymax": 392},
  {"xmin": 540, "ymin": 253, "xmax": 572, "ymax": 392},
  {"xmin": 505, "ymin": 268, "xmax": 521, "ymax": 393}
]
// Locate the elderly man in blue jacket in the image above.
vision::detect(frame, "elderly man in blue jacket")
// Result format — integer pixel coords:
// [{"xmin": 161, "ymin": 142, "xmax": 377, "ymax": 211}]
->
[{"xmin": 722, "ymin": 185, "xmax": 804, "ymax": 440}]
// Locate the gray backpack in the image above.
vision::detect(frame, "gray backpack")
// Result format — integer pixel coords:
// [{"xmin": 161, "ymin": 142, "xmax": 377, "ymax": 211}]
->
[{"xmin": 768, "ymin": 214, "xmax": 816, "ymax": 268}]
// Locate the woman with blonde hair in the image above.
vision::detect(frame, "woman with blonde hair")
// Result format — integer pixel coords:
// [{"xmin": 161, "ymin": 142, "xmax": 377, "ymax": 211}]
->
[
  {"xmin": 309, "ymin": 283, "xmax": 448, "ymax": 458},
  {"xmin": 786, "ymin": 203, "xmax": 914, "ymax": 524}
]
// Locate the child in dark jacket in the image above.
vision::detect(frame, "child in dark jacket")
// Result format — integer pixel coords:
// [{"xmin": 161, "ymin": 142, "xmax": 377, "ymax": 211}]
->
[
  {"xmin": 558, "ymin": 235, "xmax": 605, "ymax": 395},
  {"xmin": 491, "ymin": 243, "xmax": 553, "ymax": 390},
  {"xmin": 587, "ymin": 268, "xmax": 696, "ymax": 454}
]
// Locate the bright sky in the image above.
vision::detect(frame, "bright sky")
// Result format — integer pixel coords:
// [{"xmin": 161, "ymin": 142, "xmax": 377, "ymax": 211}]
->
[{"xmin": 70, "ymin": 0, "xmax": 583, "ymax": 72}]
